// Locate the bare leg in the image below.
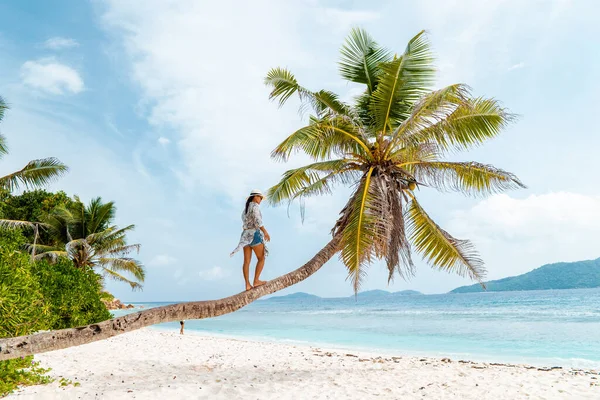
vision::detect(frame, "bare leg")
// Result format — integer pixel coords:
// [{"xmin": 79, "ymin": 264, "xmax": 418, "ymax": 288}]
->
[
  {"xmin": 252, "ymin": 244, "xmax": 266, "ymax": 287},
  {"xmin": 243, "ymin": 246, "xmax": 253, "ymax": 291}
]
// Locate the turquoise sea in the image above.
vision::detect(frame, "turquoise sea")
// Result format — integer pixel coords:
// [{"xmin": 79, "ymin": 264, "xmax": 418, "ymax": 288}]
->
[{"xmin": 114, "ymin": 288, "xmax": 600, "ymax": 369}]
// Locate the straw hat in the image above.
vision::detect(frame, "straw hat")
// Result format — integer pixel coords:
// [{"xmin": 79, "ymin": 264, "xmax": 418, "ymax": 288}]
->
[{"xmin": 249, "ymin": 189, "xmax": 264, "ymax": 198}]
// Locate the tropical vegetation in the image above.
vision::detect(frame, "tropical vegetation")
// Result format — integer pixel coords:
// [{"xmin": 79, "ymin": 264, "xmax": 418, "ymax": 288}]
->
[
  {"xmin": 0, "ymin": 28, "xmax": 524, "ymax": 361},
  {"xmin": 0, "ymin": 229, "xmax": 110, "ymax": 396},
  {"xmin": 28, "ymin": 196, "xmax": 145, "ymax": 290},
  {"xmin": 0, "ymin": 96, "xmax": 128, "ymax": 393}
]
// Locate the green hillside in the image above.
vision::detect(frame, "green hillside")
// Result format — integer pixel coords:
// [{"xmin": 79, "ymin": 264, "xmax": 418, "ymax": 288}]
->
[{"xmin": 451, "ymin": 258, "xmax": 600, "ymax": 293}]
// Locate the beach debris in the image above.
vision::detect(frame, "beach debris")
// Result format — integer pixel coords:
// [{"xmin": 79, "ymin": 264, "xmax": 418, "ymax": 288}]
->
[
  {"xmin": 346, "ymin": 354, "xmax": 358, "ymax": 357},
  {"xmin": 441, "ymin": 358, "xmax": 451, "ymax": 363}
]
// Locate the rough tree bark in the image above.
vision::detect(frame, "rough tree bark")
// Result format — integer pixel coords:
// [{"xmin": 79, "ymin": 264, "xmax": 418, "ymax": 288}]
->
[{"xmin": 0, "ymin": 236, "xmax": 341, "ymax": 361}]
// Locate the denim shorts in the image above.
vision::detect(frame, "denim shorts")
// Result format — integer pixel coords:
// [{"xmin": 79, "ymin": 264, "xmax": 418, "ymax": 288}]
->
[{"xmin": 249, "ymin": 230, "xmax": 263, "ymax": 247}]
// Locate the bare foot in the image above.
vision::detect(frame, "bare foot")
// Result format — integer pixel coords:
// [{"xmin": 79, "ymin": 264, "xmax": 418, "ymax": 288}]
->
[
  {"xmin": 245, "ymin": 283, "xmax": 253, "ymax": 291},
  {"xmin": 253, "ymin": 279, "xmax": 267, "ymax": 287}
]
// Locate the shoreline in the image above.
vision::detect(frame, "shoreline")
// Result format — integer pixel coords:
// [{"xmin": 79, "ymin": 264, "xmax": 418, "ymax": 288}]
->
[
  {"xmin": 8, "ymin": 328, "xmax": 600, "ymax": 399},
  {"xmin": 148, "ymin": 324, "xmax": 600, "ymax": 370}
]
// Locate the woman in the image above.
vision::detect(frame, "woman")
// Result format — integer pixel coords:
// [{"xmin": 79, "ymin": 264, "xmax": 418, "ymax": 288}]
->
[{"xmin": 230, "ymin": 189, "xmax": 271, "ymax": 291}]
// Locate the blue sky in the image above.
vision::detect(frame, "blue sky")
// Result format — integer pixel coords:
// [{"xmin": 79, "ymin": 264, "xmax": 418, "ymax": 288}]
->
[{"xmin": 1, "ymin": 0, "xmax": 599, "ymax": 301}]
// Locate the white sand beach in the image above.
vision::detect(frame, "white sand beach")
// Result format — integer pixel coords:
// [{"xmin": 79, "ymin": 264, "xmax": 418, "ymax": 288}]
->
[{"xmin": 8, "ymin": 328, "xmax": 599, "ymax": 399}]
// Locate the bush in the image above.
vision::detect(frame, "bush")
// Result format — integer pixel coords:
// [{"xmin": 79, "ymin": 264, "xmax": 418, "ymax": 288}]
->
[
  {"xmin": 0, "ymin": 230, "xmax": 111, "ymax": 396},
  {"xmin": 0, "ymin": 230, "xmax": 51, "ymax": 338},
  {"xmin": 32, "ymin": 259, "xmax": 111, "ymax": 330},
  {"xmin": 0, "ymin": 230, "xmax": 53, "ymax": 397}
]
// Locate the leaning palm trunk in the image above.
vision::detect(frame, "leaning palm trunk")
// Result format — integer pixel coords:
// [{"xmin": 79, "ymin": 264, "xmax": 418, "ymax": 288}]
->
[{"xmin": 0, "ymin": 235, "xmax": 340, "ymax": 361}]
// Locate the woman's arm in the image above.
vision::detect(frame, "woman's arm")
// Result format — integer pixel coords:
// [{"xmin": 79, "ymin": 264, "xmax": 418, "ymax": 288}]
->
[
  {"xmin": 252, "ymin": 204, "xmax": 270, "ymax": 242},
  {"xmin": 260, "ymin": 225, "xmax": 270, "ymax": 242}
]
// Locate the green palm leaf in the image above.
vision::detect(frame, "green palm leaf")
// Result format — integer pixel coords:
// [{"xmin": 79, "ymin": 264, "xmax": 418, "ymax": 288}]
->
[
  {"xmin": 338, "ymin": 28, "xmax": 392, "ymax": 93},
  {"xmin": 408, "ymin": 161, "xmax": 526, "ymax": 196},
  {"xmin": 370, "ymin": 30, "xmax": 435, "ymax": 134},
  {"xmin": 100, "ymin": 267, "xmax": 143, "ymax": 290},
  {"xmin": 267, "ymin": 159, "xmax": 357, "ymax": 205},
  {"xmin": 339, "ymin": 168, "xmax": 379, "ymax": 292},
  {"xmin": 385, "ymin": 84, "xmax": 470, "ymax": 155},
  {"xmin": 406, "ymin": 97, "xmax": 516, "ymax": 151},
  {"xmin": 407, "ymin": 196, "xmax": 485, "ymax": 283},
  {"xmin": 85, "ymin": 197, "xmax": 116, "ymax": 234},
  {"xmin": 99, "ymin": 257, "xmax": 145, "ymax": 282},
  {"xmin": 0, "ymin": 157, "xmax": 69, "ymax": 191},
  {"xmin": 0, "ymin": 134, "xmax": 7, "ymax": 158},
  {"xmin": 271, "ymin": 116, "xmax": 370, "ymax": 162},
  {"xmin": 265, "ymin": 68, "xmax": 352, "ymax": 118}
]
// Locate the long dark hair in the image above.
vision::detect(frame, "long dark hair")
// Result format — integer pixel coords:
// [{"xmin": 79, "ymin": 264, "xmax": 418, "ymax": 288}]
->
[{"xmin": 244, "ymin": 196, "xmax": 257, "ymax": 214}]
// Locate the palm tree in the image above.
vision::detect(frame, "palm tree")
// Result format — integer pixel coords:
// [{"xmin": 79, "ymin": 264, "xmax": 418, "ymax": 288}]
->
[
  {"xmin": 0, "ymin": 29, "xmax": 523, "ymax": 361},
  {"xmin": 29, "ymin": 196, "xmax": 145, "ymax": 290},
  {"xmin": 0, "ymin": 97, "xmax": 68, "ymax": 192},
  {"xmin": 265, "ymin": 29, "xmax": 524, "ymax": 291}
]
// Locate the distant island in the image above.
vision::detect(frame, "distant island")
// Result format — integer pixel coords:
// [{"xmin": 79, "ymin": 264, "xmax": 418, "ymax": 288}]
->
[
  {"xmin": 451, "ymin": 257, "xmax": 600, "ymax": 293},
  {"xmin": 264, "ymin": 292, "xmax": 321, "ymax": 301},
  {"xmin": 265, "ymin": 290, "xmax": 422, "ymax": 301}
]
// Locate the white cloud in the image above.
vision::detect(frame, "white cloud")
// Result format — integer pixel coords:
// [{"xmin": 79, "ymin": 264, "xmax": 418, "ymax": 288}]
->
[
  {"xmin": 149, "ymin": 254, "xmax": 178, "ymax": 267},
  {"xmin": 21, "ymin": 59, "xmax": 84, "ymax": 94},
  {"xmin": 158, "ymin": 136, "xmax": 170, "ymax": 145},
  {"xmin": 447, "ymin": 192, "xmax": 600, "ymax": 279},
  {"xmin": 99, "ymin": 0, "xmax": 327, "ymax": 200},
  {"xmin": 507, "ymin": 62, "xmax": 525, "ymax": 71},
  {"xmin": 198, "ymin": 266, "xmax": 230, "ymax": 281},
  {"xmin": 42, "ymin": 37, "xmax": 79, "ymax": 50}
]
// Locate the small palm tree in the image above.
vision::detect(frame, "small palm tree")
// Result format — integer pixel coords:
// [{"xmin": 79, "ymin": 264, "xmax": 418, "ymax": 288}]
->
[
  {"xmin": 0, "ymin": 97, "xmax": 68, "ymax": 192},
  {"xmin": 265, "ymin": 29, "xmax": 525, "ymax": 291},
  {"xmin": 31, "ymin": 196, "xmax": 145, "ymax": 290}
]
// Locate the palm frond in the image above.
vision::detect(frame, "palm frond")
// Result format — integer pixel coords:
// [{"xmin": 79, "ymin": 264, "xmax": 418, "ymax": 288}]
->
[
  {"xmin": 407, "ymin": 196, "xmax": 485, "ymax": 283},
  {"xmin": 339, "ymin": 168, "xmax": 378, "ymax": 293},
  {"xmin": 99, "ymin": 257, "xmax": 145, "ymax": 282},
  {"xmin": 338, "ymin": 28, "xmax": 392, "ymax": 93},
  {"xmin": 0, "ymin": 157, "xmax": 69, "ymax": 192},
  {"xmin": 100, "ymin": 267, "xmax": 143, "ymax": 291},
  {"xmin": 0, "ymin": 96, "xmax": 7, "ymax": 122},
  {"xmin": 106, "ymin": 243, "xmax": 141, "ymax": 256},
  {"xmin": 267, "ymin": 159, "xmax": 358, "ymax": 205},
  {"xmin": 85, "ymin": 197, "xmax": 116, "ymax": 234},
  {"xmin": 30, "ymin": 249, "xmax": 67, "ymax": 262},
  {"xmin": 271, "ymin": 116, "xmax": 371, "ymax": 162},
  {"xmin": 0, "ymin": 219, "xmax": 36, "ymax": 230},
  {"xmin": 265, "ymin": 68, "xmax": 352, "ymax": 118},
  {"xmin": 408, "ymin": 161, "xmax": 526, "ymax": 196},
  {"xmin": 385, "ymin": 84, "xmax": 470, "ymax": 155},
  {"xmin": 370, "ymin": 30, "xmax": 435, "ymax": 134},
  {"xmin": 405, "ymin": 97, "xmax": 516, "ymax": 151},
  {"xmin": 0, "ymin": 134, "xmax": 7, "ymax": 158}
]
